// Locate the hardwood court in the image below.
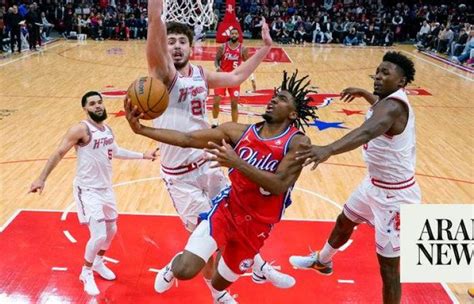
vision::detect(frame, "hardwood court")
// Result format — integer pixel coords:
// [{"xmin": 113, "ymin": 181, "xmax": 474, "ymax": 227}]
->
[{"xmin": 0, "ymin": 39, "xmax": 472, "ymax": 303}]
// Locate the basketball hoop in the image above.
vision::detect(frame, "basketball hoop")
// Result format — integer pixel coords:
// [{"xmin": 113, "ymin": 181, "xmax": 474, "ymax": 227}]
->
[{"xmin": 163, "ymin": 0, "xmax": 216, "ymax": 27}]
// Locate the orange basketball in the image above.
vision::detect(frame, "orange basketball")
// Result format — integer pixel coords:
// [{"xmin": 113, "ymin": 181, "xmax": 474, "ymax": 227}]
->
[{"xmin": 127, "ymin": 76, "xmax": 169, "ymax": 120}]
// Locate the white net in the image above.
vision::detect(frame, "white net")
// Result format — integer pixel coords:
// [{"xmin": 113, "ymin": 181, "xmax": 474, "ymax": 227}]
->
[{"xmin": 163, "ymin": 0, "xmax": 216, "ymax": 27}]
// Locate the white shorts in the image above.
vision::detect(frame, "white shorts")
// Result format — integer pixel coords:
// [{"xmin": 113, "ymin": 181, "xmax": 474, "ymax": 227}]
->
[
  {"xmin": 162, "ymin": 162, "xmax": 228, "ymax": 232},
  {"xmin": 343, "ymin": 176, "xmax": 421, "ymax": 258},
  {"xmin": 73, "ymin": 185, "xmax": 117, "ymax": 224}
]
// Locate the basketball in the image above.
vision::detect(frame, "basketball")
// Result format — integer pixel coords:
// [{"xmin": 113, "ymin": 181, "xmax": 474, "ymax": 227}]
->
[{"xmin": 127, "ymin": 76, "xmax": 169, "ymax": 120}]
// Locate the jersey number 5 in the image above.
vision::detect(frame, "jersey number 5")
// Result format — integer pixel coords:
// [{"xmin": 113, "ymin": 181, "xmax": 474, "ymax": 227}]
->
[
  {"xmin": 191, "ymin": 99, "xmax": 203, "ymax": 116},
  {"xmin": 108, "ymin": 149, "xmax": 113, "ymax": 160}
]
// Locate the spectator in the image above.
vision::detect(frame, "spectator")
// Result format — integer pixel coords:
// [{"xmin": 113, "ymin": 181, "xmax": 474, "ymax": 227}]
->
[
  {"xmin": 271, "ymin": 16, "xmax": 285, "ymax": 41},
  {"xmin": 74, "ymin": 14, "xmax": 88, "ymax": 35},
  {"xmin": 40, "ymin": 12, "xmax": 54, "ymax": 40},
  {"xmin": 417, "ymin": 20, "xmax": 431, "ymax": 43},
  {"xmin": 344, "ymin": 27, "xmax": 358, "ymax": 46},
  {"xmin": 26, "ymin": 3, "xmax": 41, "ymax": 50},
  {"xmin": 7, "ymin": 6, "xmax": 22, "ymax": 53},
  {"xmin": 0, "ymin": 6, "xmax": 4, "ymax": 52},
  {"xmin": 136, "ymin": 13, "xmax": 147, "ymax": 39},
  {"xmin": 452, "ymin": 30, "xmax": 474, "ymax": 64},
  {"xmin": 294, "ymin": 24, "xmax": 306, "ymax": 44},
  {"xmin": 321, "ymin": 17, "xmax": 333, "ymax": 43},
  {"xmin": 116, "ymin": 19, "xmax": 129, "ymax": 40},
  {"xmin": 391, "ymin": 10, "xmax": 404, "ymax": 41},
  {"xmin": 312, "ymin": 17, "xmax": 322, "ymax": 43},
  {"xmin": 383, "ymin": 27, "xmax": 394, "ymax": 46},
  {"xmin": 193, "ymin": 21, "xmax": 205, "ymax": 42},
  {"xmin": 450, "ymin": 26, "xmax": 469, "ymax": 57},
  {"xmin": 436, "ymin": 25, "xmax": 453, "ymax": 53}
]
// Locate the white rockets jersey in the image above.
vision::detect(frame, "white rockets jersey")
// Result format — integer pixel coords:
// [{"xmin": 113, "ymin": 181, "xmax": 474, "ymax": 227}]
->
[
  {"xmin": 73, "ymin": 120, "xmax": 114, "ymax": 189},
  {"xmin": 153, "ymin": 64, "xmax": 210, "ymax": 170},
  {"xmin": 363, "ymin": 88, "xmax": 416, "ymax": 182}
]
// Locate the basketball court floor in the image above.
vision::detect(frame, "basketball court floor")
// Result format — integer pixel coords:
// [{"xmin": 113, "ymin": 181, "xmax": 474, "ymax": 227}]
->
[{"xmin": 0, "ymin": 39, "xmax": 472, "ymax": 303}]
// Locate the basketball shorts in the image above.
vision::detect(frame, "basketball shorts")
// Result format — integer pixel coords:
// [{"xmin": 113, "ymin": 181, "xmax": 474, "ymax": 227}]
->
[
  {"xmin": 73, "ymin": 185, "xmax": 117, "ymax": 224},
  {"xmin": 343, "ymin": 175, "xmax": 421, "ymax": 258},
  {"xmin": 214, "ymin": 87, "xmax": 240, "ymax": 98},
  {"xmin": 186, "ymin": 197, "xmax": 272, "ymax": 275},
  {"xmin": 162, "ymin": 161, "xmax": 229, "ymax": 232}
]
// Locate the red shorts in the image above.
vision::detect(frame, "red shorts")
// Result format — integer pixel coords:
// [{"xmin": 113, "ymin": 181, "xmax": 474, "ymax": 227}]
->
[
  {"xmin": 214, "ymin": 87, "xmax": 240, "ymax": 98},
  {"xmin": 208, "ymin": 198, "xmax": 272, "ymax": 274}
]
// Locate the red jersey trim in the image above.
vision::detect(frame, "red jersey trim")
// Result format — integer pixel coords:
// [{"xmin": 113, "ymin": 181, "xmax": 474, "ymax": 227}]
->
[
  {"xmin": 251, "ymin": 122, "xmax": 292, "ymax": 141},
  {"xmin": 283, "ymin": 131, "xmax": 304, "ymax": 155},
  {"xmin": 167, "ymin": 72, "xmax": 178, "ymax": 92},
  {"xmin": 371, "ymin": 176, "xmax": 416, "ymax": 190},
  {"xmin": 161, "ymin": 158, "xmax": 208, "ymax": 175}
]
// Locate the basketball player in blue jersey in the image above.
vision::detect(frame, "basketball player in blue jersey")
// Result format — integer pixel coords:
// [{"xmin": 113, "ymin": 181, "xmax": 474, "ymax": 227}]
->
[
  {"xmin": 145, "ymin": 0, "xmax": 295, "ymax": 302},
  {"xmin": 29, "ymin": 91, "xmax": 156, "ymax": 296},
  {"xmin": 124, "ymin": 70, "xmax": 318, "ymax": 302}
]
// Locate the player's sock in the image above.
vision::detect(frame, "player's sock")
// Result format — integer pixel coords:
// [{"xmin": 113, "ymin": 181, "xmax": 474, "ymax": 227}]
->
[
  {"xmin": 319, "ymin": 241, "xmax": 338, "ymax": 264},
  {"xmin": 253, "ymin": 253, "xmax": 265, "ymax": 271}
]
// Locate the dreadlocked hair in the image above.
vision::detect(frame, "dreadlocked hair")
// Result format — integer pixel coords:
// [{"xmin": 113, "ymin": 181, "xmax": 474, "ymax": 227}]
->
[{"xmin": 279, "ymin": 70, "xmax": 318, "ymax": 131}]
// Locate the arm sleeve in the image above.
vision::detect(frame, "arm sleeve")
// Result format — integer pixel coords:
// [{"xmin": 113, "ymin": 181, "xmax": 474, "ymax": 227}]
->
[{"xmin": 112, "ymin": 143, "xmax": 144, "ymax": 160}]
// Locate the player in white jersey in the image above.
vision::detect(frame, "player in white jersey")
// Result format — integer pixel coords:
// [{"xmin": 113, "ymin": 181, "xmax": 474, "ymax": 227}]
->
[
  {"xmin": 144, "ymin": 0, "xmax": 294, "ymax": 302},
  {"xmin": 29, "ymin": 91, "xmax": 155, "ymax": 296},
  {"xmin": 289, "ymin": 52, "xmax": 419, "ymax": 304}
]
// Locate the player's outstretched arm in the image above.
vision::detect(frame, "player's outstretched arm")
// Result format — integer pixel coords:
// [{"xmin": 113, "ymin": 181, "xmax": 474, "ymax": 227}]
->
[
  {"xmin": 205, "ymin": 135, "xmax": 309, "ymax": 195},
  {"xmin": 124, "ymin": 97, "xmax": 245, "ymax": 149},
  {"xmin": 112, "ymin": 143, "xmax": 157, "ymax": 160},
  {"xmin": 340, "ymin": 87, "xmax": 378, "ymax": 105},
  {"xmin": 29, "ymin": 124, "xmax": 87, "ymax": 194},
  {"xmin": 146, "ymin": 0, "xmax": 176, "ymax": 85},
  {"xmin": 205, "ymin": 17, "xmax": 272, "ymax": 88},
  {"xmin": 296, "ymin": 98, "xmax": 406, "ymax": 170}
]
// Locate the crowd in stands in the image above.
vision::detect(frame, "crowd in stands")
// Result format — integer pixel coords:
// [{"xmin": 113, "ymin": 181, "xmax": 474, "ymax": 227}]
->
[
  {"xmin": 1, "ymin": 0, "xmax": 473, "ymax": 65},
  {"xmin": 237, "ymin": 1, "xmax": 472, "ymax": 47},
  {"xmin": 1, "ymin": 0, "xmax": 148, "ymax": 53}
]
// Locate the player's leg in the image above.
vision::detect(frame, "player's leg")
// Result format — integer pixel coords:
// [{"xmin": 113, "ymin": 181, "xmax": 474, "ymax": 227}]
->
[
  {"xmin": 160, "ymin": 173, "xmax": 234, "ymax": 298},
  {"xmin": 373, "ymin": 208, "xmax": 402, "ymax": 304},
  {"xmin": 154, "ymin": 218, "xmax": 219, "ymax": 293},
  {"xmin": 92, "ymin": 188, "xmax": 118, "ymax": 281},
  {"xmin": 252, "ymin": 252, "xmax": 295, "ymax": 288},
  {"xmin": 154, "ymin": 182, "xmax": 225, "ymax": 293},
  {"xmin": 212, "ymin": 88, "xmax": 225, "ymax": 127},
  {"xmin": 377, "ymin": 254, "xmax": 401, "ymax": 304},
  {"xmin": 204, "ymin": 167, "xmax": 295, "ymax": 288},
  {"xmin": 290, "ymin": 177, "xmax": 373, "ymax": 274},
  {"xmin": 372, "ymin": 182, "xmax": 421, "ymax": 304},
  {"xmin": 211, "ymin": 257, "xmax": 239, "ymax": 303},
  {"xmin": 74, "ymin": 186, "xmax": 109, "ymax": 296},
  {"xmin": 229, "ymin": 88, "xmax": 240, "ymax": 123},
  {"xmin": 288, "ymin": 212, "xmax": 358, "ymax": 275}
]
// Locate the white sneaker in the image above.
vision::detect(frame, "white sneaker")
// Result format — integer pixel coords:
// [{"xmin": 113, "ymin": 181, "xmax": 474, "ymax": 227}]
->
[
  {"xmin": 79, "ymin": 268, "xmax": 100, "ymax": 296},
  {"xmin": 93, "ymin": 258, "xmax": 116, "ymax": 280},
  {"xmin": 289, "ymin": 251, "xmax": 333, "ymax": 275},
  {"xmin": 252, "ymin": 262, "xmax": 295, "ymax": 288},
  {"xmin": 214, "ymin": 290, "xmax": 238, "ymax": 304},
  {"xmin": 154, "ymin": 263, "xmax": 175, "ymax": 293}
]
